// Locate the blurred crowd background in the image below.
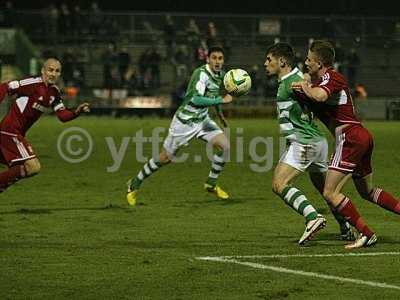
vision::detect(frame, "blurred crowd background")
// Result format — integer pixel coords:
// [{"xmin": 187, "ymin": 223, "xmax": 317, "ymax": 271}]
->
[{"xmin": 0, "ymin": 1, "xmax": 399, "ymax": 118}]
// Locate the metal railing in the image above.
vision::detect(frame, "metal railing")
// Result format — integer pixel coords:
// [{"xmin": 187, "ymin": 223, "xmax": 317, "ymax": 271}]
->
[
  {"xmin": 5, "ymin": 10, "xmax": 400, "ymax": 48},
  {"xmin": 1, "ymin": 11, "xmax": 400, "ymax": 101}
]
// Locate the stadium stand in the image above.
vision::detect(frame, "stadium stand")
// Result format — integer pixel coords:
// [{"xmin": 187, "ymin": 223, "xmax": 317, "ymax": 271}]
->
[{"xmin": 1, "ymin": 8, "xmax": 400, "ymax": 118}]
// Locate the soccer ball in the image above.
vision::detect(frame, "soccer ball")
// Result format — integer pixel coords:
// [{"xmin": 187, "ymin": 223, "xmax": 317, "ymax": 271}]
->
[{"xmin": 223, "ymin": 68, "xmax": 252, "ymax": 96}]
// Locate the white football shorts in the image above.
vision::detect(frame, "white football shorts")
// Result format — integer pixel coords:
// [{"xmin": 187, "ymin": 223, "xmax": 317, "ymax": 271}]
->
[
  {"xmin": 163, "ymin": 115, "xmax": 223, "ymax": 156},
  {"xmin": 280, "ymin": 138, "xmax": 328, "ymax": 173}
]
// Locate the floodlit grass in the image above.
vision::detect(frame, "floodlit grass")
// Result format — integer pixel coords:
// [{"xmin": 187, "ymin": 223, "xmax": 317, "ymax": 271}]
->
[{"xmin": 1, "ymin": 116, "xmax": 399, "ymax": 299}]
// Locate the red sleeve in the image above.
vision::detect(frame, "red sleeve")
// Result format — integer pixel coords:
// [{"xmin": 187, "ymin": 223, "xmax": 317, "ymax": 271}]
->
[
  {"xmin": 7, "ymin": 78, "xmax": 39, "ymax": 96},
  {"xmin": 0, "ymin": 83, "xmax": 8, "ymax": 103},
  {"xmin": 56, "ymin": 109, "xmax": 77, "ymax": 122},
  {"xmin": 318, "ymin": 71, "xmax": 345, "ymax": 96}
]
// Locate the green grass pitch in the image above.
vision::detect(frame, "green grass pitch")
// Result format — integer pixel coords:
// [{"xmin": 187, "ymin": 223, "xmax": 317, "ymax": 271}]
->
[{"xmin": 1, "ymin": 116, "xmax": 399, "ymax": 299}]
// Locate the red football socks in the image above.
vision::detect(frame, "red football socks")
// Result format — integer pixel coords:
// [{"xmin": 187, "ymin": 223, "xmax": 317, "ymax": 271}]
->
[
  {"xmin": 336, "ymin": 197, "xmax": 374, "ymax": 238},
  {"xmin": 370, "ymin": 188, "xmax": 400, "ymax": 214},
  {"xmin": 0, "ymin": 164, "xmax": 26, "ymax": 192}
]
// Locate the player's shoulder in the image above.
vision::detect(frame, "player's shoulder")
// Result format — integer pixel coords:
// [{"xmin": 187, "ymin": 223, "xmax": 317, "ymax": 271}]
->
[
  {"xmin": 325, "ymin": 68, "xmax": 346, "ymax": 83},
  {"xmin": 277, "ymin": 80, "xmax": 292, "ymax": 99},
  {"xmin": 190, "ymin": 65, "xmax": 203, "ymax": 76},
  {"xmin": 19, "ymin": 76, "xmax": 43, "ymax": 86},
  {"xmin": 50, "ymin": 84, "xmax": 61, "ymax": 93},
  {"xmin": 193, "ymin": 64, "xmax": 206, "ymax": 74},
  {"xmin": 8, "ymin": 76, "xmax": 43, "ymax": 89},
  {"xmin": 192, "ymin": 65, "xmax": 211, "ymax": 81},
  {"xmin": 281, "ymin": 67, "xmax": 303, "ymax": 84}
]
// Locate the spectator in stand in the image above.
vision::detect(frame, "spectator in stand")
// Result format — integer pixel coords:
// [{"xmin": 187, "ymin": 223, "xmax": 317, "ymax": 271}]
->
[
  {"xmin": 171, "ymin": 79, "xmax": 189, "ymax": 112},
  {"xmin": 220, "ymin": 37, "xmax": 232, "ymax": 61},
  {"xmin": 321, "ymin": 17, "xmax": 335, "ymax": 41},
  {"xmin": 395, "ymin": 21, "xmax": 400, "ymax": 44},
  {"xmin": 105, "ymin": 18, "xmax": 120, "ymax": 43},
  {"xmin": 174, "ymin": 45, "xmax": 190, "ymax": 89},
  {"xmin": 125, "ymin": 66, "xmax": 140, "ymax": 95},
  {"xmin": 347, "ymin": 47, "xmax": 360, "ymax": 90},
  {"xmin": 334, "ymin": 41, "xmax": 345, "ymax": 74},
  {"xmin": 58, "ymin": 3, "xmax": 71, "ymax": 40},
  {"xmin": 62, "ymin": 47, "xmax": 76, "ymax": 86},
  {"xmin": 149, "ymin": 47, "xmax": 162, "ymax": 89},
  {"xmin": 138, "ymin": 48, "xmax": 152, "ymax": 91},
  {"xmin": 175, "ymin": 45, "xmax": 189, "ymax": 66},
  {"xmin": 2, "ymin": 1, "xmax": 15, "ymax": 27},
  {"xmin": 138, "ymin": 48, "xmax": 153, "ymax": 93},
  {"xmin": 163, "ymin": 15, "xmax": 176, "ymax": 60},
  {"xmin": 206, "ymin": 22, "xmax": 218, "ymax": 48},
  {"xmin": 71, "ymin": 4, "xmax": 83, "ymax": 42},
  {"xmin": 61, "ymin": 47, "xmax": 86, "ymax": 89},
  {"xmin": 186, "ymin": 18, "xmax": 201, "ymax": 60},
  {"xmin": 118, "ymin": 46, "xmax": 131, "ymax": 87},
  {"xmin": 43, "ymin": 4, "xmax": 59, "ymax": 43},
  {"xmin": 89, "ymin": 2, "xmax": 102, "ymax": 37},
  {"xmin": 72, "ymin": 48, "xmax": 86, "ymax": 89},
  {"xmin": 194, "ymin": 39, "xmax": 208, "ymax": 67},
  {"xmin": 102, "ymin": 43, "xmax": 119, "ymax": 89}
]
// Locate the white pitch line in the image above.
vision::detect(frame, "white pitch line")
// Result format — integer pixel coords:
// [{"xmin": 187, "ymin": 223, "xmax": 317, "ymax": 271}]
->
[
  {"xmin": 200, "ymin": 251, "xmax": 400, "ymax": 260},
  {"xmin": 197, "ymin": 256, "xmax": 400, "ymax": 291}
]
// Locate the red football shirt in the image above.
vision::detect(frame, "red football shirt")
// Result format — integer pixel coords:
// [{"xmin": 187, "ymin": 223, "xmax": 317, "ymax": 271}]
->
[
  {"xmin": 0, "ymin": 77, "xmax": 67, "ymax": 136},
  {"xmin": 312, "ymin": 68, "xmax": 360, "ymax": 132}
]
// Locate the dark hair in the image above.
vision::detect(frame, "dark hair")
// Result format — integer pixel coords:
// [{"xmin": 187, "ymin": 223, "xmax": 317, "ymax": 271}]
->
[
  {"xmin": 266, "ymin": 42, "xmax": 295, "ymax": 67},
  {"xmin": 207, "ymin": 45, "xmax": 225, "ymax": 57},
  {"xmin": 309, "ymin": 40, "xmax": 335, "ymax": 67}
]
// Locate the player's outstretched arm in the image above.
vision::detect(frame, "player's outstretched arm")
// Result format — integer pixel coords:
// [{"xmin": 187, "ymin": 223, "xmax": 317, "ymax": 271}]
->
[
  {"xmin": 56, "ymin": 102, "xmax": 90, "ymax": 122},
  {"xmin": 291, "ymin": 81, "xmax": 328, "ymax": 102},
  {"xmin": 74, "ymin": 102, "xmax": 91, "ymax": 114},
  {"xmin": 222, "ymin": 93, "xmax": 233, "ymax": 104},
  {"xmin": 190, "ymin": 95, "xmax": 222, "ymax": 107}
]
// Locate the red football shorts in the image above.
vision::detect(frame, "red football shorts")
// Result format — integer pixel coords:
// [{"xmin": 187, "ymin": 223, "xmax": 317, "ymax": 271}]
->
[
  {"xmin": 0, "ymin": 131, "xmax": 36, "ymax": 166},
  {"xmin": 329, "ymin": 124, "xmax": 373, "ymax": 178}
]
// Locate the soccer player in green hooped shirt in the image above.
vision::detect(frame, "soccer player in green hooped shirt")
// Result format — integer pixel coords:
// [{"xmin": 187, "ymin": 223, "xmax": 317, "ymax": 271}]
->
[
  {"xmin": 126, "ymin": 46, "xmax": 234, "ymax": 205},
  {"xmin": 264, "ymin": 42, "xmax": 354, "ymax": 245}
]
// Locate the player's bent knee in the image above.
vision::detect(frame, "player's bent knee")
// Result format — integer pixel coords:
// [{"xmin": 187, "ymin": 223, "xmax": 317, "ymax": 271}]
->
[
  {"xmin": 24, "ymin": 159, "xmax": 41, "ymax": 176},
  {"xmin": 212, "ymin": 134, "xmax": 230, "ymax": 151},
  {"xmin": 159, "ymin": 150, "xmax": 171, "ymax": 164},
  {"xmin": 322, "ymin": 189, "xmax": 331, "ymax": 201},
  {"xmin": 322, "ymin": 187, "xmax": 335, "ymax": 201},
  {"xmin": 214, "ymin": 140, "xmax": 230, "ymax": 152},
  {"xmin": 323, "ymin": 188, "xmax": 337, "ymax": 204},
  {"xmin": 272, "ymin": 180, "xmax": 285, "ymax": 195}
]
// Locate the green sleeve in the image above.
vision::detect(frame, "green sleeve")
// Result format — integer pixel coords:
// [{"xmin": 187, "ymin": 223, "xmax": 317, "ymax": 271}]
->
[{"xmin": 191, "ymin": 96, "xmax": 223, "ymax": 107}]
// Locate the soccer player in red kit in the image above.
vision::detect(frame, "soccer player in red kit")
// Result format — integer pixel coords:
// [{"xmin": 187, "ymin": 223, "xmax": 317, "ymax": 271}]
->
[
  {"xmin": 292, "ymin": 40, "xmax": 400, "ymax": 249},
  {"xmin": 0, "ymin": 58, "xmax": 90, "ymax": 193}
]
